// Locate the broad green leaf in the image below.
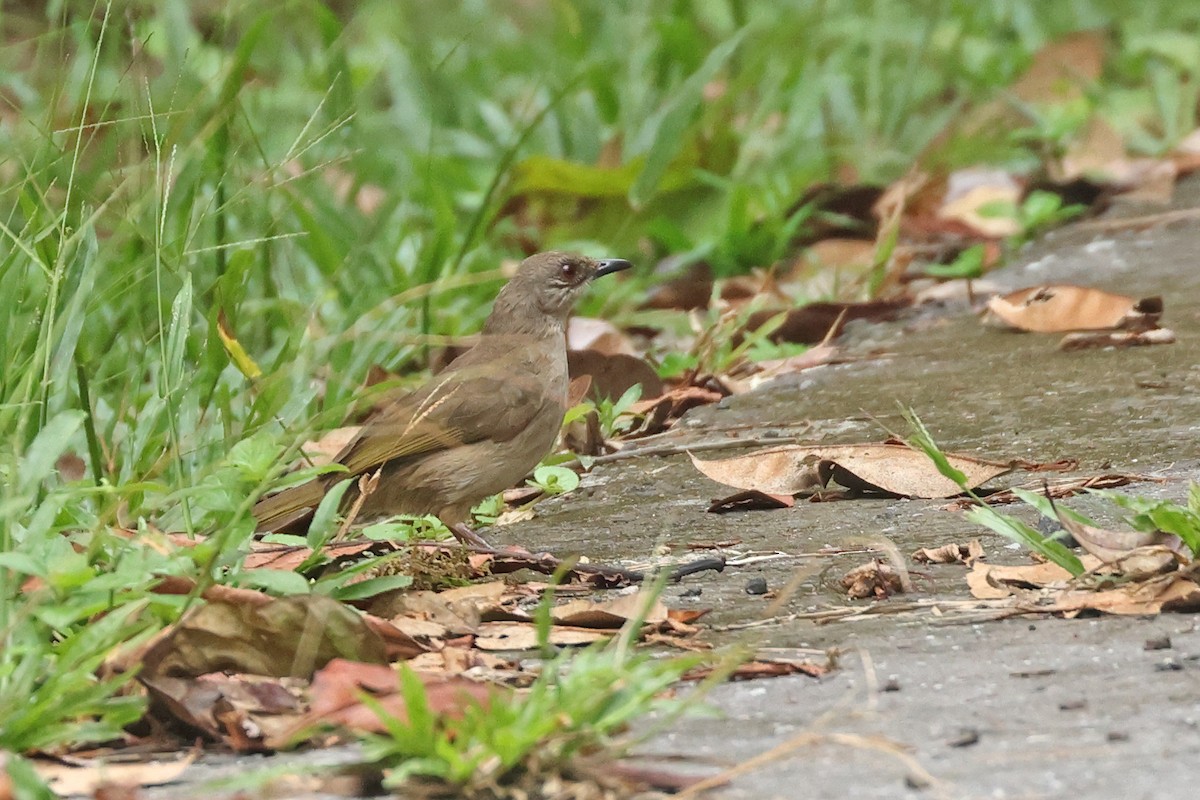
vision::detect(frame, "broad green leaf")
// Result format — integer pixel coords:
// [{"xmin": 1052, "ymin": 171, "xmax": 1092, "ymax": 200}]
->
[
  {"xmin": 20, "ymin": 410, "xmax": 86, "ymax": 492},
  {"xmin": 630, "ymin": 31, "xmax": 745, "ymax": 207}
]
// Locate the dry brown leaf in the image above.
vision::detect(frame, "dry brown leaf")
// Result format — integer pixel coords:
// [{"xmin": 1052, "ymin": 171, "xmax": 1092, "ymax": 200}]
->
[
  {"xmin": 551, "ymin": 592, "xmax": 668, "ymax": 628},
  {"xmin": 141, "ymin": 594, "xmax": 389, "ymax": 680},
  {"xmin": 841, "ymin": 559, "xmax": 905, "ymax": 600},
  {"xmin": 567, "ymin": 350, "xmax": 665, "ymax": 402},
  {"xmin": 691, "ymin": 442, "xmax": 1012, "ymax": 499},
  {"xmin": 743, "ymin": 299, "xmax": 910, "ymax": 346},
  {"xmin": 937, "ymin": 168, "xmax": 1023, "ymax": 238},
  {"xmin": 707, "ymin": 489, "xmax": 795, "ymax": 513},
  {"xmin": 1048, "ymin": 503, "xmax": 1184, "ymax": 579},
  {"xmin": 639, "ymin": 262, "xmax": 714, "ymax": 311},
  {"xmin": 142, "ymin": 672, "xmax": 304, "ymax": 750},
  {"xmin": 1044, "ymin": 572, "xmax": 1200, "ymax": 616},
  {"xmin": 912, "ymin": 540, "xmax": 985, "ymax": 565},
  {"xmin": 301, "ymin": 425, "xmax": 361, "ymax": 467},
  {"xmin": 985, "ymin": 285, "xmax": 1163, "ymax": 333},
  {"xmin": 567, "ymin": 316, "xmax": 638, "ymax": 355},
  {"xmin": 626, "ymin": 384, "xmax": 725, "ymax": 434},
  {"xmin": 965, "ymin": 560, "xmax": 1087, "ymax": 600},
  {"xmin": 472, "ymin": 622, "xmax": 609, "ymax": 650},
  {"xmin": 779, "ymin": 238, "xmax": 877, "ymax": 299},
  {"xmin": 289, "ymin": 658, "xmax": 497, "ymax": 740},
  {"xmin": 720, "ymin": 343, "xmax": 843, "ymax": 394},
  {"xmin": 33, "ymin": 755, "xmax": 196, "ymax": 797},
  {"xmin": 566, "ymin": 374, "xmax": 593, "ymax": 408},
  {"xmin": 1058, "ymin": 328, "xmax": 1176, "ymax": 350},
  {"xmin": 683, "ymin": 657, "xmax": 830, "ymax": 682},
  {"xmin": 1012, "ymin": 31, "xmax": 1107, "ymax": 104}
]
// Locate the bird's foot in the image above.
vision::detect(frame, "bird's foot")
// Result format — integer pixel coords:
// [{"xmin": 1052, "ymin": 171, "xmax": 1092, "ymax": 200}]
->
[{"xmin": 448, "ymin": 522, "xmax": 492, "ymax": 549}]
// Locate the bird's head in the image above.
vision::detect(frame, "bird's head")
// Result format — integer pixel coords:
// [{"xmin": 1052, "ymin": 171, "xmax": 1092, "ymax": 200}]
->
[{"xmin": 486, "ymin": 251, "xmax": 632, "ymax": 333}]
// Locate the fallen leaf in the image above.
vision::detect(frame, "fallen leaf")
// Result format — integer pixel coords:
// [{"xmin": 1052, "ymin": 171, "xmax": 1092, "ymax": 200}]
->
[
  {"xmin": 942, "ymin": 473, "xmax": 1150, "ymax": 510},
  {"xmin": 1058, "ymin": 328, "xmax": 1176, "ymax": 350},
  {"xmin": 743, "ymin": 299, "xmax": 910, "ymax": 346},
  {"xmin": 719, "ymin": 343, "xmax": 845, "ymax": 394},
  {"xmin": 912, "ymin": 540, "xmax": 985, "ymax": 565},
  {"xmin": 1046, "ymin": 571, "xmax": 1200, "ymax": 616},
  {"xmin": 1011, "ymin": 31, "xmax": 1106, "ymax": 104},
  {"xmin": 985, "ymin": 285, "xmax": 1163, "ymax": 333},
  {"xmin": 301, "ymin": 425, "xmax": 361, "ymax": 467},
  {"xmin": 966, "ymin": 560, "xmax": 1084, "ymax": 600},
  {"xmin": 33, "ymin": 755, "xmax": 196, "ymax": 797},
  {"xmin": 706, "ymin": 490, "xmax": 795, "ymax": 513},
  {"xmin": 683, "ymin": 657, "xmax": 830, "ymax": 682},
  {"xmin": 841, "ymin": 559, "xmax": 905, "ymax": 600},
  {"xmin": 640, "ymin": 262, "xmax": 714, "ymax": 311},
  {"xmin": 567, "ymin": 317, "xmax": 638, "ymax": 355},
  {"xmin": 1048, "ymin": 500, "xmax": 1184, "ymax": 578},
  {"xmin": 567, "ymin": 350, "xmax": 664, "ymax": 402},
  {"xmin": 141, "ymin": 594, "xmax": 388, "ymax": 680},
  {"xmin": 142, "ymin": 672, "xmax": 304, "ymax": 750},
  {"xmin": 626, "ymin": 385, "xmax": 725, "ymax": 435},
  {"xmin": 551, "ymin": 592, "xmax": 668, "ymax": 628},
  {"xmin": 937, "ymin": 168, "xmax": 1023, "ymax": 238},
  {"xmin": 690, "ymin": 442, "xmax": 1013, "ymax": 499},
  {"xmin": 473, "ymin": 622, "xmax": 610, "ymax": 650},
  {"xmin": 291, "ymin": 658, "xmax": 496, "ymax": 740}
]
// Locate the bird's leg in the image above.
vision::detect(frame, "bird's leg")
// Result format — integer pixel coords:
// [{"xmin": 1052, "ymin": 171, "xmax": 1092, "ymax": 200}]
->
[{"xmin": 448, "ymin": 521, "xmax": 492, "ymax": 548}]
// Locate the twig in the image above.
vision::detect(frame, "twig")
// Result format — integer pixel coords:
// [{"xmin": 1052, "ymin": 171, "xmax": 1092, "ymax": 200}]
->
[
  {"xmin": 676, "ymin": 730, "xmax": 945, "ymax": 799},
  {"xmin": 333, "ymin": 468, "xmax": 380, "ymax": 542},
  {"xmin": 565, "ymin": 433, "xmax": 808, "ymax": 469},
  {"xmin": 1073, "ymin": 206, "xmax": 1200, "ymax": 232}
]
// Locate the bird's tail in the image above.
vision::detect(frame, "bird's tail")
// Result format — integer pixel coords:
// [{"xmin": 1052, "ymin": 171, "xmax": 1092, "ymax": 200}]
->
[{"xmin": 252, "ymin": 479, "xmax": 326, "ymax": 533}]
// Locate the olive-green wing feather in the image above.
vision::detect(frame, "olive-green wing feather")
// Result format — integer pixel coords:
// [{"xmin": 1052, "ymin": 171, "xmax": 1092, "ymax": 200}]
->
[
  {"xmin": 253, "ymin": 341, "xmax": 559, "ymax": 533},
  {"xmin": 335, "ymin": 364, "xmax": 552, "ymax": 475}
]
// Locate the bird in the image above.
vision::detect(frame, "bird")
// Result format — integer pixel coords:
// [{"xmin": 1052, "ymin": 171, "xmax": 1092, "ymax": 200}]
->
[{"xmin": 253, "ymin": 251, "xmax": 633, "ymax": 546}]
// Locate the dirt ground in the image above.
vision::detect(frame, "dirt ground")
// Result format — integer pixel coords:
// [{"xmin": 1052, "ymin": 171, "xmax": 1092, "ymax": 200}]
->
[
  {"xmin": 500, "ymin": 185, "xmax": 1200, "ymax": 799},
  {"xmin": 138, "ymin": 185, "xmax": 1200, "ymax": 800}
]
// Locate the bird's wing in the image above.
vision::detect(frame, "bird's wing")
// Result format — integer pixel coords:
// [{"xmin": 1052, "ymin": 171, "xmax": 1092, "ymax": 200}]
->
[{"xmin": 334, "ymin": 363, "xmax": 554, "ymax": 476}]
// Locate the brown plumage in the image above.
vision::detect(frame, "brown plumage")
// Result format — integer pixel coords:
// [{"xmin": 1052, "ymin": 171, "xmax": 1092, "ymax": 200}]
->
[{"xmin": 253, "ymin": 251, "xmax": 632, "ymax": 545}]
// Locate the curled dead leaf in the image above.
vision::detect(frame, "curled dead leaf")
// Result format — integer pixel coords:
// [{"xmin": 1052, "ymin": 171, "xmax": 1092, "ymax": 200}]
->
[
  {"xmin": 141, "ymin": 594, "xmax": 389, "ymax": 680},
  {"xmin": 567, "ymin": 349, "xmax": 664, "ymax": 402},
  {"xmin": 841, "ymin": 559, "xmax": 905, "ymax": 600},
  {"xmin": 691, "ymin": 442, "xmax": 1013, "ymax": 499},
  {"xmin": 912, "ymin": 540, "xmax": 985, "ymax": 565},
  {"xmin": 985, "ymin": 285, "xmax": 1163, "ymax": 333},
  {"xmin": 1058, "ymin": 328, "xmax": 1176, "ymax": 350}
]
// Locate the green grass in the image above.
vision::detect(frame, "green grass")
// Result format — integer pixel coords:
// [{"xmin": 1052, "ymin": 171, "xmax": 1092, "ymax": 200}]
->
[{"xmin": 4, "ymin": 0, "xmax": 1200, "ymax": 763}]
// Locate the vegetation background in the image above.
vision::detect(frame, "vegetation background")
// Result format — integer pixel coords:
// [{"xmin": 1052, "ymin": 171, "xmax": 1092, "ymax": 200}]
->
[{"xmin": 3, "ymin": 0, "xmax": 1200, "ymax": 778}]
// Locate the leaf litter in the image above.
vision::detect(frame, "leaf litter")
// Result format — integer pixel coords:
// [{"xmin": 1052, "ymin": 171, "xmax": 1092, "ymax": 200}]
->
[{"xmin": 692, "ymin": 440, "xmax": 1018, "ymax": 502}]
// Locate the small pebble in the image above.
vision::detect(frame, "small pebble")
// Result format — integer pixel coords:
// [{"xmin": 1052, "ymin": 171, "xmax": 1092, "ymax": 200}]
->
[
  {"xmin": 881, "ymin": 677, "xmax": 901, "ymax": 692},
  {"xmin": 1144, "ymin": 635, "xmax": 1172, "ymax": 651},
  {"xmin": 1107, "ymin": 731, "xmax": 1130, "ymax": 742},
  {"xmin": 904, "ymin": 773, "xmax": 932, "ymax": 790},
  {"xmin": 1059, "ymin": 699, "xmax": 1086, "ymax": 711},
  {"xmin": 745, "ymin": 576, "xmax": 769, "ymax": 595},
  {"xmin": 1155, "ymin": 657, "xmax": 1183, "ymax": 672},
  {"xmin": 946, "ymin": 728, "xmax": 980, "ymax": 748},
  {"xmin": 679, "ymin": 586, "xmax": 702, "ymax": 598}
]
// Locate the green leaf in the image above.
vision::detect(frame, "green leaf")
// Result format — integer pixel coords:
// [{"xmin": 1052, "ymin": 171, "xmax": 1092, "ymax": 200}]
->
[
  {"xmin": 330, "ymin": 573, "xmax": 414, "ymax": 601},
  {"xmin": 630, "ymin": 31, "xmax": 746, "ymax": 207},
  {"xmin": 308, "ymin": 478, "xmax": 354, "ymax": 550},
  {"xmin": 532, "ymin": 465, "xmax": 580, "ymax": 496},
  {"xmin": 924, "ymin": 244, "xmax": 986, "ymax": 279},
  {"xmin": 237, "ymin": 568, "xmax": 312, "ymax": 596},
  {"xmin": 20, "ymin": 410, "xmax": 86, "ymax": 493},
  {"xmin": 510, "ymin": 155, "xmax": 642, "ymax": 198}
]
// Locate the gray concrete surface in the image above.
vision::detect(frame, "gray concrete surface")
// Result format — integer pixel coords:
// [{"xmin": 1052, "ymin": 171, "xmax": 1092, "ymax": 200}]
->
[{"xmin": 509, "ymin": 184, "xmax": 1200, "ymax": 799}]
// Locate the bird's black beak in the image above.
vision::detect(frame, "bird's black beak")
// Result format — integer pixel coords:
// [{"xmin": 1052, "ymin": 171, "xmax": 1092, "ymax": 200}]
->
[{"xmin": 593, "ymin": 258, "xmax": 633, "ymax": 279}]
